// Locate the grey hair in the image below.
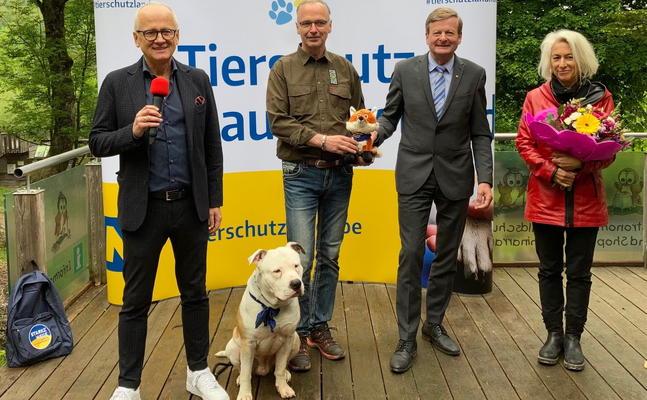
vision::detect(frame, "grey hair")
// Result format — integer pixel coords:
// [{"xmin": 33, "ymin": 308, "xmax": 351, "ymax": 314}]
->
[
  {"xmin": 133, "ymin": 2, "xmax": 178, "ymax": 31},
  {"xmin": 296, "ymin": 0, "xmax": 331, "ymax": 17},
  {"xmin": 538, "ymin": 29, "xmax": 599, "ymax": 81}
]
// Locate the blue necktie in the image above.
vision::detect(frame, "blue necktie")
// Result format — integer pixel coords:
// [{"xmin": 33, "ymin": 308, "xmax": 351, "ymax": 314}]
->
[{"xmin": 433, "ymin": 66, "xmax": 447, "ymax": 117}]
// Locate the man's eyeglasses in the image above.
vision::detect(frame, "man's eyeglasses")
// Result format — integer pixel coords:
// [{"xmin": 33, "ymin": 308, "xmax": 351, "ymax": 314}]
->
[
  {"xmin": 136, "ymin": 29, "xmax": 177, "ymax": 42},
  {"xmin": 297, "ymin": 20, "xmax": 329, "ymax": 28}
]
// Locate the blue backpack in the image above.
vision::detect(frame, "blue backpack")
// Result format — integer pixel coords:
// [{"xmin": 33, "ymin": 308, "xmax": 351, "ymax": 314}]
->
[{"xmin": 5, "ymin": 260, "xmax": 74, "ymax": 367}]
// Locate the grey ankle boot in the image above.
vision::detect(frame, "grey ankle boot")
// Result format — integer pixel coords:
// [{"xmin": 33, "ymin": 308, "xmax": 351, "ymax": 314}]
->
[
  {"xmin": 564, "ymin": 334, "xmax": 585, "ymax": 371},
  {"xmin": 538, "ymin": 331, "xmax": 564, "ymax": 365}
]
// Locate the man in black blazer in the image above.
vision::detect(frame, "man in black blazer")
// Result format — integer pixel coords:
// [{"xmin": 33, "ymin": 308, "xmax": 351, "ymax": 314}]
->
[
  {"xmin": 89, "ymin": 3, "xmax": 228, "ymax": 400},
  {"xmin": 375, "ymin": 7, "xmax": 493, "ymax": 373}
]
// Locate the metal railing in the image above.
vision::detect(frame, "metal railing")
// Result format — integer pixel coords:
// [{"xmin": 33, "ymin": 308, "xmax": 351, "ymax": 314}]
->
[
  {"xmin": 494, "ymin": 132, "xmax": 647, "ymax": 141},
  {"xmin": 13, "ymin": 145, "xmax": 92, "ymax": 190}
]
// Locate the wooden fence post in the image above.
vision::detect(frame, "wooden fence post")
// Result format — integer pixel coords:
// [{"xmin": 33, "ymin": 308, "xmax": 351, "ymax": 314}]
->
[
  {"xmin": 643, "ymin": 153, "xmax": 647, "ymax": 268},
  {"xmin": 14, "ymin": 189, "xmax": 47, "ymax": 275},
  {"xmin": 86, "ymin": 161, "xmax": 106, "ymax": 284}
]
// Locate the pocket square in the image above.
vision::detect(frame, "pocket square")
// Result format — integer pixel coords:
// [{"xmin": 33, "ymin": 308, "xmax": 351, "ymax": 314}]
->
[{"xmin": 195, "ymin": 96, "xmax": 205, "ymax": 105}]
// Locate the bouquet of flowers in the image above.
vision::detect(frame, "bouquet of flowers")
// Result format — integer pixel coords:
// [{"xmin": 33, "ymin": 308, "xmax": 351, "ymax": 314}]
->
[{"xmin": 525, "ymin": 98, "xmax": 630, "ymax": 162}]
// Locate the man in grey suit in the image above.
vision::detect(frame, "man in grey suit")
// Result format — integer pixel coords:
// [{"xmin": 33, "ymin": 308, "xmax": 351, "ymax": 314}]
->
[
  {"xmin": 89, "ymin": 3, "xmax": 228, "ymax": 400},
  {"xmin": 375, "ymin": 7, "xmax": 493, "ymax": 373}
]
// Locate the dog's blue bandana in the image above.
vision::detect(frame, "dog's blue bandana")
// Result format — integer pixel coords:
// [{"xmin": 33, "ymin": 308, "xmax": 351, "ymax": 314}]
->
[{"xmin": 249, "ymin": 292, "xmax": 280, "ymax": 333}]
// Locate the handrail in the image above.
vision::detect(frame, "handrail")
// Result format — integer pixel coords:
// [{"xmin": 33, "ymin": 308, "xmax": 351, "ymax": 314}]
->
[
  {"xmin": 494, "ymin": 132, "xmax": 647, "ymax": 141},
  {"xmin": 13, "ymin": 145, "xmax": 92, "ymax": 190}
]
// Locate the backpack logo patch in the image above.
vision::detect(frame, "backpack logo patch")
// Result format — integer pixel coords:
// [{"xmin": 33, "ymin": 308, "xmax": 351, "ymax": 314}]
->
[{"xmin": 29, "ymin": 324, "xmax": 52, "ymax": 350}]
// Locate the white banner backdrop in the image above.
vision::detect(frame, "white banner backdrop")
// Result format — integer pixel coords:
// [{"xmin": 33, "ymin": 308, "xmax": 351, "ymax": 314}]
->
[{"xmin": 94, "ymin": 0, "xmax": 497, "ymax": 303}]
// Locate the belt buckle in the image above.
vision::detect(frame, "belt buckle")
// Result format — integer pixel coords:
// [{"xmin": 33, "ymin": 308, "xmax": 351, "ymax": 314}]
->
[
  {"xmin": 315, "ymin": 159, "xmax": 326, "ymax": 168},
  {"xmin": 166, "ymin": 189, "xmax": 180, "ymax": 201}
]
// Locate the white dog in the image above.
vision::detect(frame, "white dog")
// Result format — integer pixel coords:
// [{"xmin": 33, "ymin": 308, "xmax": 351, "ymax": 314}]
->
[{"xmin": 216, "ymin": 242, "xmax": 305, "ymax": 400}]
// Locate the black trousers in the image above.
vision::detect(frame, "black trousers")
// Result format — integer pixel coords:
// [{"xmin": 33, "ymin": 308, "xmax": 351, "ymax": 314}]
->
[
  {"xmin": 396, "ymin": 170, "xmax": 469, "ymax": 341},
  {"xmin": 533, "ymin": 223, "xmax": 599, "ymax": 335},
  {"xmin": 119, "ymin": 196, "xmax": 210, "ymax": 388}
]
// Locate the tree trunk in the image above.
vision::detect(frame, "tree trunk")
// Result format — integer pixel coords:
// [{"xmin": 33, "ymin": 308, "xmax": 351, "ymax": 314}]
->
[{"xmin": 35, "ymin": 0, "xmax": 75, "ymax": 166}]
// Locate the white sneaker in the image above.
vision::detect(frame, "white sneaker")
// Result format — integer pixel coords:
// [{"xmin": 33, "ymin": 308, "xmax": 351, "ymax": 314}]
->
[
  {"xmin": 109, "ymin": 387, "xmax": 141, "ymax": 400},
  {"xmin": 186, "ymin": 367, "xmax": 229, "ymax": 400}
]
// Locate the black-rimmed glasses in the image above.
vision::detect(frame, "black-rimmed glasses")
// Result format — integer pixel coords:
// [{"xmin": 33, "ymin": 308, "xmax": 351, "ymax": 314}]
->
[
  {"xmin": 297, "ymin": 20, "xmax": 329, "ymax": 28},
  {"xmin": 136, "ymin": 29, "xmax": 177, "ymax": 41}
]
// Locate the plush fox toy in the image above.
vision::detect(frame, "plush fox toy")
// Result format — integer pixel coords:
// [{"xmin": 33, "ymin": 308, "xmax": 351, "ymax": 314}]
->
[{"xmin": 344, "ymin": 106, "xmax": 383, "ymax": 164}]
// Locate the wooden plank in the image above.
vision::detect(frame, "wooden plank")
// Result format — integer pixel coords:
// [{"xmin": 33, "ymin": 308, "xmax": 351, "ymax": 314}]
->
[
  {"xmin": 444, "ymin": 295, "xmax": 519, "ymax": 400},
  {"xmin": 86, "ymin": 162, "xmax": 106, "ymax": 285},
  {"xmin": 586, "ymin": 269, "xmax": 647, "ymax": 335},
  {"xmin": 384, "ymin": 283, "xmax": 453, "ymax": 400},
  {"xmin": 0, "ymin": 288, "xmax": 113, "ymax": 400},
  {"xmin": 95, "ymin": 299, "xmax": 179, "ymax": 399},
  {"xmin": 65, "ymin": 285, "xmax": 106, "ymax": 321},
  {"xmin": 459, "ymin": 294, "xmax": 553, "ymax": 400},
  {"xmin": 592, "ymin": 268, "xmax": 647, "ymax": 313},
  {"xmin": 344, "ymin": 282, "xmax": 386, "ymax": 400},
  {"xmin": 158, "ymin": 288, "xmax": 233, "ymax": 400},
  {"xmin": 608, "ymin": 267, "xmax": 647, "ymax": 292},
  {"xmin": 402, "ymin": 286, "xmax": 486, "ymax": 400},
  {"xmin": 514, "ymin": 267, "xmax": 647, "ymax": 399},
  {"xmin": 13, "ymin": 190, "xmax": 47, "ymax": 275},
  {"xmin": 484, "ymin": 284, "xmax": 587, "ymax": 400},
  {"xmin": 0, "ymin": 285, "xmax": 106, "ymax": 396},
  {"xmin": 138, "ymin": 301, "xmax": 190, "ymax": 399},
  {"xmin": 63, "ymin": 297, "xmax": 180, "ymax": 400},
  {"xmin": 579, "ymin": 278, "xmax": 647, "ymax": 359},
  {"xmin": 496, "ymin": 268, "xmax": 620, "ymax": 400},
  {"xmin": 434, "ymin": 310, "xmax": 486, "ymax": 400},
  {"xmin": 365, "ymin": 283, "xmax": 419, "ymax": 400},
  {"xmin": 626, "ymin": 266, "xmax": 647, "ymax": 282},
  {"xmin": 318, "ymin": 281, "xmax": 353, "ymax": 400}
]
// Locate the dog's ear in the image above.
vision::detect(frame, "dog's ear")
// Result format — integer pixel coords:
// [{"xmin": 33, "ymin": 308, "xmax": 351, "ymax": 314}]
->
[
  {"xmin": 287, "ymin": 242, "xmax": 305, "ymax": 255},
  {"xmin": 248, "ymin": 249, "xmax": 266, "ymax": 266}
]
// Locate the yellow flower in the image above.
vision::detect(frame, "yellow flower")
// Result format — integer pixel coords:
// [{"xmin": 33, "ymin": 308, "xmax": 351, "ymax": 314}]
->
[{"xmin": 574, "ymin": 113, "xmax": 600, "ymax": 135}]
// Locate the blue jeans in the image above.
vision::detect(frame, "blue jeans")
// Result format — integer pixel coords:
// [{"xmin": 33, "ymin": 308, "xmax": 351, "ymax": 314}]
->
[{"xmin": 282, "ymin": 161, "xmax": 353, "ymax": 335}]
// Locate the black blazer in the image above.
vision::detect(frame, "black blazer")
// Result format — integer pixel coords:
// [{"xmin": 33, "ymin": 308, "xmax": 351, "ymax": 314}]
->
[
  {"xmin": 377, "ymin": 54, "xmax": 493, "ymax": 200},
  {"xmin": 89, "ymin": 57, "xmax": 223, "ymax": 231}
]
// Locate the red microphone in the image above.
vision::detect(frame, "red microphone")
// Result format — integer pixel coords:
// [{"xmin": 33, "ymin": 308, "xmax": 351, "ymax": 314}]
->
[{"xmin": 149, "ymin": 77, "xmax": 169, "ymax": 144}]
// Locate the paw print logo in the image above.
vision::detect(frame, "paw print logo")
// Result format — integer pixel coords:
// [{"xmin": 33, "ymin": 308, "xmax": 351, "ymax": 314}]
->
[{"xmin": 269, "ymin": 0, "xmax": 294, "ymax": 25}]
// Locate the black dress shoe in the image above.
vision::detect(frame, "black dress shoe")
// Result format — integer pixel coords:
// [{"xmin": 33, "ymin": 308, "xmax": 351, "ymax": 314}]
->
[
  {"xmin": 538, "ymin": 331, "xmax": 563, "ymax": 365},
  {"xmin": 564, "ymin": 334, "xmax": 585, "ymax": 371},
  {"xmin": 390, "ymin": 340, "xmax": 417, "ymax": 373},
  {"xmin": 421, "ymin": 322, "xmax": 460, "ymax": 356}
]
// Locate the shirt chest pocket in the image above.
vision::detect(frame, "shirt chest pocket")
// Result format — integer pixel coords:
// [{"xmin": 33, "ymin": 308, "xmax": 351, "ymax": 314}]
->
[
  {"xmin": 287, "ymin": 85, "xmax": 313, "ymax": 116},
  {"xmin": 329, "ymin": 85, "xmax": 351, "ymax": 116}
]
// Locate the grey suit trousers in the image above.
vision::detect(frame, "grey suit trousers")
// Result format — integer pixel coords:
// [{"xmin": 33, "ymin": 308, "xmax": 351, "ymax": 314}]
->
[{"xmin": 396, "ymin": 170, "xmax": 469, "ymax": 341}]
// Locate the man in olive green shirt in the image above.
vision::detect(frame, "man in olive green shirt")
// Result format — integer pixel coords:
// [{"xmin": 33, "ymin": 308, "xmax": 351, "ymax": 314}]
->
[{"xmin": 266, "ymin": 0, "xmax": 367, "ymax": 372}]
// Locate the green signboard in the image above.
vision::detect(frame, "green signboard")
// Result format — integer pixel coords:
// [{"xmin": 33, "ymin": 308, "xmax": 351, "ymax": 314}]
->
[
  {"xmin": 494, "ymin": 151, "xmax": 643, "ymax": 263},
  {"xmin": 5, "ymin": 166, "xmax": 89, "ymax": 300}
]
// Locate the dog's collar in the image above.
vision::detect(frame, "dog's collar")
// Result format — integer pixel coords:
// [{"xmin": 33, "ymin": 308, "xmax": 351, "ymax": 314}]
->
[{"xmin": 249, "ymin": 292, "xmax": 280, "ymax": 333}]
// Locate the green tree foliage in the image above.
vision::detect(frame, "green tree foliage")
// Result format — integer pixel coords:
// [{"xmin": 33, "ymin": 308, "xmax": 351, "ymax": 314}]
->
[
  {"xmin": 0, "ymin": 0, "xmax": 97, "ymax": 156},
  {"xmin": 496, "ymin": 0, "xmax": 647, "ymax": 135}
]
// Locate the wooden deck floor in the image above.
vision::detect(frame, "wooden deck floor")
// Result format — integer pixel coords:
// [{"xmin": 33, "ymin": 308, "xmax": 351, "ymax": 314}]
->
[{"xmin": 1, "ymin": 266, "xmax": 646, "ymax": 400}]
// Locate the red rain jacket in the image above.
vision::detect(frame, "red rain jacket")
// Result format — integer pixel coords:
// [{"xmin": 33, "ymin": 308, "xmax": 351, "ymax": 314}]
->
[{"xmin": 516, "ymin": 81, "xmax": 614, "ymax": 227}]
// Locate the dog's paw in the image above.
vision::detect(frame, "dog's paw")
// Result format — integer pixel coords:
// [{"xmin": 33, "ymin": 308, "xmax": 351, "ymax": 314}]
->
[
  {"xmin": 237, "ymin": 392, "xmax": 253, "ymax": 400},
  {"xmin": 277, "ymin": 384, "xmax": 296, "ymax": 399}
]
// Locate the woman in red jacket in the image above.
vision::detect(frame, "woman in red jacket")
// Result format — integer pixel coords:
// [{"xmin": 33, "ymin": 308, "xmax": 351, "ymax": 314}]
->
[{"xmin": 516, "ymin": 29, "xmax": 614, "ymax": 372}]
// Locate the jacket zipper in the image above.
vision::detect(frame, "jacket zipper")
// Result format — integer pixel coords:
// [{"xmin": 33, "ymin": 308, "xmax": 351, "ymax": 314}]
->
[
  {"xmin": 565, "ymin": 183, "xmax": 575, "ymax": 226},
  {"xmin": 591, "ymin": 175, "xmax": 598, "ymax": 198}
]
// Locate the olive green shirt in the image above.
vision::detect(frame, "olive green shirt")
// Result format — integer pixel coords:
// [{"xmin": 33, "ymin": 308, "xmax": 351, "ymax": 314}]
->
[{"xmin": 266, "ymin": 45, "xmax": 365, "ymax": 162}]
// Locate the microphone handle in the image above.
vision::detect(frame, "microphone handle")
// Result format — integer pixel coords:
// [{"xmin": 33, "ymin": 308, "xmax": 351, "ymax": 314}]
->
[{"xmin": 148, "ymin": 95, "xmax": 164, "ymax": 145}]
